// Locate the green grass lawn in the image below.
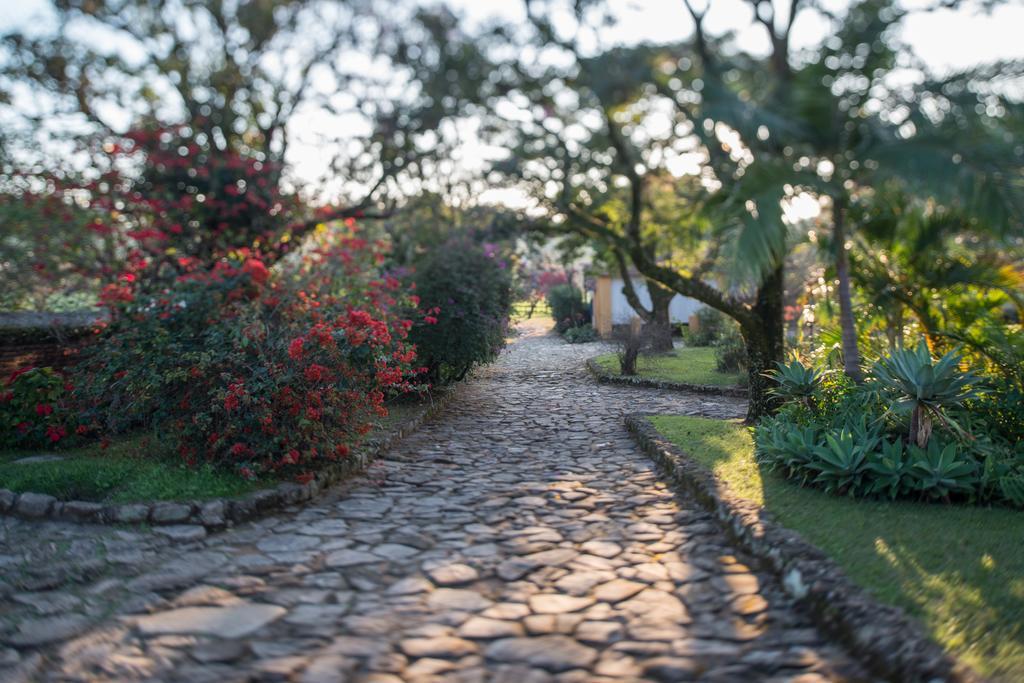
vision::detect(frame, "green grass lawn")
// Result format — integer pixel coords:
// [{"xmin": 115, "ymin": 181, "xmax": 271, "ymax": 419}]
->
[
  {"xmin": 0, "ymin": 398, "xmax": 431, "ymax": 505},
  {"xmin": 649, "ymin": 415, "xmax": 1024, "ymax": 682},
  {"xmin": 0, "ymin": 433, "xmax": 264, "ymax": 503},
  {"xmin": 594, "ymin": 346, "xmax": 744, "ymax": 386}
]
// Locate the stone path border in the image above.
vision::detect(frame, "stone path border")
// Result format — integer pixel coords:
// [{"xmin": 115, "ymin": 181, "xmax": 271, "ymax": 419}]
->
[
  {"xmin": 586, "ymin": 357, "xmax": 748, "ymax": 398},
  {"xmin": 0, "ymin": 386, "xmax": 458, "ymax": 532},
  {"xmin": 625, "ymin": 413, "xmax": 986, "ymax": 683}
]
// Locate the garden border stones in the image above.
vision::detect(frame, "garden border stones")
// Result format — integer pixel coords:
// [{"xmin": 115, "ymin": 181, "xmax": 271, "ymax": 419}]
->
[
  {"xmin": 0, "ymin": 386, "xmax": 459, "ymax": 532},
  {"xmin": 624, "ymin": 413, "xmax": 985, "ymax": 683},
  {"xmin": 586, "ymin": 357, "xmax": 748, "ymax": 398}
]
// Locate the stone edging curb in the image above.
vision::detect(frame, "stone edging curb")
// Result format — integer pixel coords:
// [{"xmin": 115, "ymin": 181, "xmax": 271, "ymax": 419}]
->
[
  {"xmin": 625, "ymin": 413, "xmax": 986, "ymax": 683},
  {"xmin": 0, "ymin": 386, "xmax": 459, "ymax": 532},
  {"xmin": 586, "ymin": 357, "xmax": 749, "ymax": 398}
]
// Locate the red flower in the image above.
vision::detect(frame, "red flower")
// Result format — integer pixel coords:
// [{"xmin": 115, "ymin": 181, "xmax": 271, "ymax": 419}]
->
[
  {"xmin": 35, "ymin": 403, "xmax": 54, "ymax": 417},
  {"xmin": 242, "ymin": 258, "xmax": 270, "ymax": 285},
  {"xmin": 229, "ymin": 442, "xmax": 251, "ymax": 457},
  {"xmin": 45, "ymin": 425, "xmax": 66, "ymax": 443},
  {"xmin": 348, "ymin": 310, "xmax": 373, "ymax": 327},
  {"xmin": 304, "ymin": 364, "xmax": 329, "ymax": 383},
  {"xmin": 296, "ymin": 472, "xmax": 315, "ymax": 484},
  {"xmin": 334, "ymin": 444, "xmax": 350, "ymax": 458},
  {"xmin": 376, "ymin": 366, "xmax": 404, "ymax": 386},
  {"xmin": 288, "ymin": 337, "xmax": 305, "ymax": 360},
  {"xmin": 224, "ymin": 393, "xmax": 240, "ymax": 411},
  {"xmin": 423, "ymin": 315, "xmax": 438, "ymax": 325},
  {"xmin": 100, "ymin": 283, "xmax": 134, "ymax": 305},
  {"xmin": 283, "ymin": 449, "xmax": 300, "ymax": 465}
]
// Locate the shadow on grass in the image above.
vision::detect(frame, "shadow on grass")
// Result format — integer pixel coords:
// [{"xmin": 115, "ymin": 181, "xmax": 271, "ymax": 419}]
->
[{"xmin": 648, "ymin": 414, "xmax": 1024, "ymax": 682}]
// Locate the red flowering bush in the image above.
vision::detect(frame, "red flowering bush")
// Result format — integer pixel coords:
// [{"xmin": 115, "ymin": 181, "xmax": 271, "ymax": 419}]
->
[
  {"xmin": 0, "ymin": 367, "xmax": 77, "ymax": 448},
  {"xmin": 75, "ymin": 226, "xmax": 426, "ymax": 480},
  {"xmin": 1, "ymin": 124, "xmax": 308, "ymax": 310},
  {"xmin": 105, "ymin": 126, "xmax": 304, "ymax": 273}
]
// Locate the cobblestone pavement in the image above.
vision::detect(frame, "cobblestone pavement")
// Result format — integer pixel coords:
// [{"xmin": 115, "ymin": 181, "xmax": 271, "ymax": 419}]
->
[{"xmin": 1, "ymin": 319, "xmax": 873, "ymax": 682}]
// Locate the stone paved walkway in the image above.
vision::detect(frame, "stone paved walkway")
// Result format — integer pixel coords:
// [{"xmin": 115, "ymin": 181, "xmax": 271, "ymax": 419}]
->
[{"xmin": 1, "ymin": 319, "xmax": 872, "ymax": 682}]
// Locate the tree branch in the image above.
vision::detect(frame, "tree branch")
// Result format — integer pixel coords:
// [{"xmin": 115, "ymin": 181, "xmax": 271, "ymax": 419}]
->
[{"xmin": 613, "ymin": 248, "xmax": 653, "ymax": 320}]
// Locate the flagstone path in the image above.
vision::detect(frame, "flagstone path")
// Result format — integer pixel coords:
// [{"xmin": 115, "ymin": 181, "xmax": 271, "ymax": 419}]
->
[{"xmin": 0, "ymin": 319, "xmax": 872, "ymax": 682}]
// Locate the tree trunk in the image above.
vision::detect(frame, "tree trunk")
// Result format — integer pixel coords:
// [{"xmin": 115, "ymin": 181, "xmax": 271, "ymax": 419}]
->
[
  {"xmin": 833, "ymin": 197, "xmax": 863, "ymax": 382},
  {"xmin": 620, "ymin": 345, "xmax": 639, "ymax": 376},
  {"xmin": 885, "ymin": 306, "xmax": 903, "ymax": 351},
  {"xmin": 645, "ymin": 280, "xmax": 675, "ymax": 352},
  {"xmin": 743, "ymin": 264, "xmax": 786, "ymax": 423}
]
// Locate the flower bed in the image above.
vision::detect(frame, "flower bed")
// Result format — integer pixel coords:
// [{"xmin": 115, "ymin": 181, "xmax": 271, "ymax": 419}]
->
[{"xmin": 757, "ymin": 345, "xmax": 1024, "ymax": 508}]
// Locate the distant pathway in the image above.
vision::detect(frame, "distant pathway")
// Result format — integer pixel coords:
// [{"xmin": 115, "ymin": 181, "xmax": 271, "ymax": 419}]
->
[{"xmin": 1, "ymin": 319, "xmax": 870, "ymax": 682}]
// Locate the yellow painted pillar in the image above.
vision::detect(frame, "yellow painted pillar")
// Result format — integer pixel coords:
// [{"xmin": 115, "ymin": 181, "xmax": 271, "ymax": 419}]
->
[{"xmin": 594, "ymin": 276, "xmax": 613, "ymax": 337}]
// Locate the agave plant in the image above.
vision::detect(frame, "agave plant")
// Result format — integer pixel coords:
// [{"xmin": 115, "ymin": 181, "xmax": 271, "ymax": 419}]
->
[
  {"xmin": 871, "ymin": 340, "xmax": 979, "ymax": 447},
  {"xmin": 865, "ymin": 439, "xmax": 909, "ymax": 500},
  {"xmin": 999, "ymin": 474, "xmax": 1024, "ymax": 509},
  {"xmin": 807, "ymin": 425, "xmax": 878, "ymax": 496},
  {"xmin": 755, "ymin": 420, "xmax": 819, "ymax": 483},
  {"xmin": 907, "ymin": 440, "xmax": 978, "ymax": 501},
  {"xmin": 768, "ymin": 359, "xmax": 822, "ymax": 413}
]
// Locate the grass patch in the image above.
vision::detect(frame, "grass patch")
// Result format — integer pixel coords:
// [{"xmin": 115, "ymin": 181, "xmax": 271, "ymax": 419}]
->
[
  {"xmin": 511, "ymin": 299, "xmax": 551, "ymax": 323},
  {"xmin": 0, "ymin": 434, "xmax": 264, "ymax": 503},
  {"xmin": 594, "ymin": 347, "xmax": 743, "ymax": 386},
  {"xmin": 0, "ymin": 395, "xmax": 434, "ymax": 504},
  {"xmin": 648, "ymin": 415, "xmax": 1024, "ymax": 682}
]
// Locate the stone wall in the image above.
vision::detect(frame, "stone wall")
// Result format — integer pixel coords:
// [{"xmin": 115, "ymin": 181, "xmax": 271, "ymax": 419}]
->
[{"xmin": 0, "ymin": 311, "xmax": 105, "ymax": 376}]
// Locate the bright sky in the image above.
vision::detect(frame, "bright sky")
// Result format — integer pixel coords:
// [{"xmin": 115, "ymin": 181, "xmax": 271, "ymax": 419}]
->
[{"xmin": 3, "ymin": 0, "xmax": 1023, "ymax": 202}]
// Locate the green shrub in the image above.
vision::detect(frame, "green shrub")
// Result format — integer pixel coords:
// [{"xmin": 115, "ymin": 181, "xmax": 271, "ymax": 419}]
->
[
  {"xmin": 563, "ymin": 324, "xmax": 598, "ymax": 344},
  {"xmin": 546, "ymin": 284, "xmax": 588, "ymax": 333},
  {"xmin": 409, "ymin": 240, "xmax": 512, "ymax": 383},
  {"xmin": 682, "ymin": 306, "xmax": 731, "ymax": 347},
  {"xmin": 713, "ymin": 327, "xmax": 747, "ymax": 373}
]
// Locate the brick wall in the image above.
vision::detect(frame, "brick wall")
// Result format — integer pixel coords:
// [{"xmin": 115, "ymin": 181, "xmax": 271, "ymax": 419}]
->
[{"xmin": 0, "ymin": 311, "xmax": 106, "ymax": 377}]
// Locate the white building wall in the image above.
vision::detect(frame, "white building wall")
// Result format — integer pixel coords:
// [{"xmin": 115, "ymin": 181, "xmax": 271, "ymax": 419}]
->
[{"xmin": 609, "ymin": 278, "xmax": 703, "ymax": 325}]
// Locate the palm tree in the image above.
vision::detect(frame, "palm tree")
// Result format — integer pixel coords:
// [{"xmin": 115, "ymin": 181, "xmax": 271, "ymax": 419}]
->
[
  {"xmin": 684, "ymin": 0, "xmax": 1024, "ymax": 378},
  {"xmin": 850, "ymin": 190, "xmax": 1024, "ymax": 353}
]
